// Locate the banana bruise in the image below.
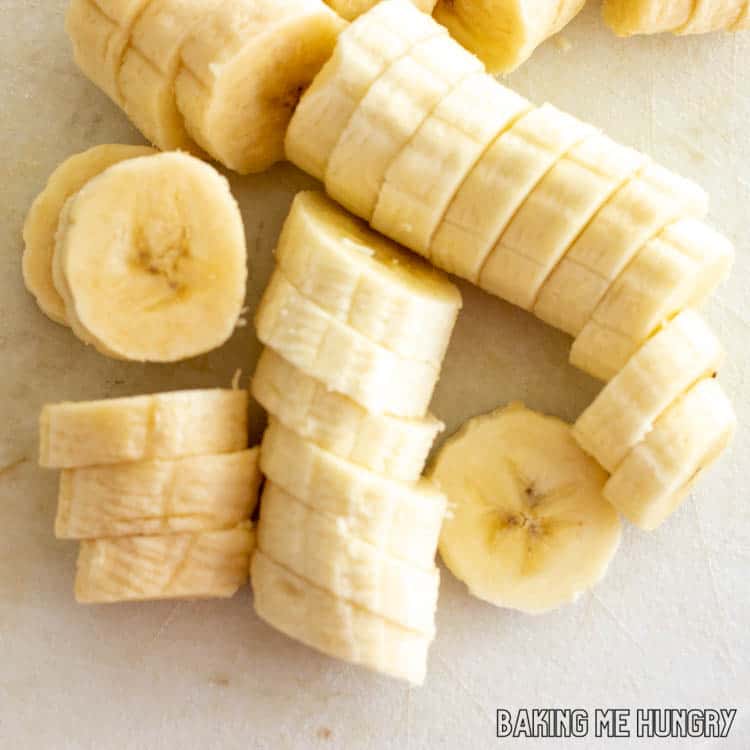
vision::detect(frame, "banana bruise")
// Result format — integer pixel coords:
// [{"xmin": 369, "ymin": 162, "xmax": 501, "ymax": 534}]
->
[{"xmin": 603, "ymin": 0, "xmax": 749, "ymax": 35}]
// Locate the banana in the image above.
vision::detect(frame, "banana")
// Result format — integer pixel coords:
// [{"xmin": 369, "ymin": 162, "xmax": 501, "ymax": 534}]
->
[
  {"xmin": 603, "ymin": 0, "xmax": 748, "ymax": 35},
  {"xmin": 324, "ymin": 0, "xmax": 437, "ymax": 21},
  {"xmin": 431, "ymin": 403, "xmax": 621, "ymax": 613},
  {"xmin": 604, "ymin": 377, "xmax": 736, "ymax": 530},
  {"xmin": 252, "ymin": 348, "xmax": 443, "ymax": 481},
  {"xmin": 251, "ymin": 551, "xmax": 432, "ymax": 684},
  {"xmin": 286, "ymin": 0, "xmax": 446, "ymax": 181},
  {"xmin": 325, "ymin": 31, "xmax": 483, "ymax": 220},
  {"xmin": 22, "ymin": 144, "xmax": 156, "ymax": 325},
  {"xmin": 56, "ymin": 448, "xmax": 260, "ymax": 539},
  {"xmin": 678, "ymin": 0, "xmax": 748, "ymax": 32},
  {"xmin": 260, "ymin": 419, "xmax": 447, "ymax": 568},
  {"xmin": 733, "ymin": 3, "xmax": 750, "ymax": 28},
  {"xmin": 429, "ymin": 104, "xmax": 594, "ymax": 282},
  {"xmin": 40, "ymin": 389, "xmax": 248, "ymax": 469},
  {"xmin": 174, "ymin": 0, "xmax": 343, "ymax": 174},
  {"xmin": 257, "ymin": 485, "xmax": 439, "ymax": 633},
  {"xmin": 433, "ymin": 0, "xmax": 586, "ymax": 73},
  {"xmin": 371, "ymin": 73, "xmax": 531, "ymax": 254},
  {"xmin": 255, "ymin": 271, "xmax": 439, "ymax": 417},
  {"xmin": 275, "ymin": 191, "xmax": 462, "ymax": 366},
  {"xmin": 478, "ymin": 133, "xmax": 646, "ymax": 310},
  {"xmin": 573, "ymin": 311, "xmax": 724, "ymax": 473},
  {"xmin": 52, "ymin": 152, "xmax": 247, "ymax": 362},
  {"xmin": 75, "ymin": 523, "xmax": 254, "ymax": 603}
]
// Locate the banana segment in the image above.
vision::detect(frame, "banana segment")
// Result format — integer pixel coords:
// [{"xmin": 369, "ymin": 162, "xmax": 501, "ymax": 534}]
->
[
  {"xmin": 603, "ymin": 0, "xmax": 747, "ymax": 35},
  {"xmin": 257, "ymin": 485, "xmax": 440, "ymax": 633},
  {"xmin": 573, "ymin": 311, "xmax": 724, "ymax": 473},
  {"xmin": 52, "ymin": 152, "xmax": 247, "ymax": 362},
  {"xmin": 175, "ymin": 0, "xmax": 343, "ymax": 173},
  {"xmin": 275, "ymin": 192, "xmax": 462, "ymax": 365},
  {"xmin": 431, "ymin": 403, "xmax": 621, "ymax": 613},
  {"xmin": 252, "ymin": 551, "xmax": 431, "ymax": 684},
  {"xmin": 324, "ymin": 0, "xmax": 437, "ymax": 21},
  {"xmin": 255, "ymin": 271, "xmax": 439, "ymax": 417},
  {"xmin": 252, "ymin": 349, "xmax": 443, "ymax": 481},
  {"xmin": 40, "ymin": 389, "xmax": 248, "ymax": 469},
  {"xmin": 604, "ymin": 378, "xmax": 736, "ymax": 530},
  {"xmin": 75, "ymin": 523, "xmax": 254, "ymax": 603},
  {"xmin": 260, "ymin": 419, "xmax": 447, "ymax": 568},
  {"xmin": 22, "ymin": 144, "xmax": 156, "ymax": 325},
  {"xmin": 56, "ymin": 448, "xmax": 261, "ymax": 539}
]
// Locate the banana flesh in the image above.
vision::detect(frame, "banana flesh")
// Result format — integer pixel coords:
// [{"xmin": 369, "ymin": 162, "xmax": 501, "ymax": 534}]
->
[{"xmin": 603, "ymin": 0, "xmax": 748, "ymax": 35}]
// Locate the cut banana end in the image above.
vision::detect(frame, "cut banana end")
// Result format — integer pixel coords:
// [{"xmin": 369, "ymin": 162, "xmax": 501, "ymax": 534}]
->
[
  {"xmin": 604, "ymin": 377, "xmax": 736, "ymax": 531},
  {"xmin": 431, "ymin": 403, "xmax": 621, "ymax": 613},
  {"xmin": 573, "ymin": 310, "xmax": 724, "ymax": 473},
  {"xmin": 56, "ymin": 448, "xmax": 261, "ymax": 540},
  {"xmin": 53, "ymin": 152, "xmax": 247, "ymax": 362},
  {"xmin": 175, "ymin": 0, "xmax": 343, "ymax": 174},
  {"xmin": 40, "ymin": 389, "xmax": 248, "ymax": 469},
  {"xmin": 76, "ymin": 523, "xmax": 254, "ymax": 603},
  {"xmin": 252, "ymin": 551, "xmax": 432, "ymax": 685},
  {"xmin": 324, "ymin": 0, "xmax": 437, "ymax": 22},
  {"xmin": 252, "ymin": 348, "xmax": 443, "ymax": 481},
  {"xmin": 275, "ymin": 191, "xmax": 461, "ymax": 366},
  {"xmin": 260, "ymin": 419, "xmax": 447, "ymax": 569},
  {"xmin": 22, "ymin": 144, "xmax": 156, "ymax": 325}
]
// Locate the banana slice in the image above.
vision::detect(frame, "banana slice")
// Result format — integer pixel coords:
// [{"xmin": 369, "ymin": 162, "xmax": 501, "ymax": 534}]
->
[
  {"xmin": 257, "ymin": 485, "xmax": 439, "ymax": 634},
  {"xmin": 325, "ymin": 31, "xmax": 483, "ymax": 220},
  {"xmin": 371, "ymin": 73, "xmax": 531, "ymax": 254},
  {"xmin": 431, "ymin": 403, "xmax": 621, "ymax": 613},
  {"xmin": 603, "ymin": 0, "xmax": 747, "ymax": 34},
  {"xmin": 430, "ymin": 104, "xmax": 594, "ymax": 282},
  {"xmin": 276, "ymin": 191, "xmax": 461, "ymax": 365},
  {"xmin": 434, "ymin": 0, "xmax": 585, "ymax": 73},
  {"xmin": 479, "ymin": 134, "xmax": 646, "ymax": 310},
  {"xmin": 22, "ymin": 144, "xmax": 156, "ymax": 325},
  {"xmin": 75, "ymin": 523, "xmax": 254, "ymax": 603},
  {"xmin": 286, "ymin": 0, "xmax": 446, "ymax": 180},
  {"xmin": 40, "ymin": 389, "xmax": 248, "ymax": 469},
  {"xmin": 252, "ymin": 348, "xmax": 443, "ymax": 481},
  {"xmin": 325, "ymin": 0, "xmax": 437, "ymax": 21},
  {"xmin": 56, "ymin": 448, "xmax": 260, "ymax": 540},
  {"xmin": 260, "ymin": 419, "xmax": 447, "ymax": 568},
  {"xmin": 175, "ymin": 0, "xmax": 343, "ymax": 174},
  {"xmin": 605, "ymin": 378, "xmax": 736, "ymax": 530},
  {"xmin": 52, "ymin": 152, "xmax": 247, "ymax": 362},
  {"xmin": 573, "ymin": 311, "xmax": 724, "ymax": 473},
  {"xmin": 252, "ymin": 551, "xmax": 431, "ymax": 684},
  {"xmin": 255, "ymin": 271, "xmax": 439, "ymax": 417}
]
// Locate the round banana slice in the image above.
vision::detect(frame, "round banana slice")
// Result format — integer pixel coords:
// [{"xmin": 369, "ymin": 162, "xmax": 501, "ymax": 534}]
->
[
  {"xmin": 22, "ymin": 144, "xmax": 156, "ymax": 324},
  {"xmin": 175, "ymin": 0, "xmax": 343, "ymax": 174},
  {"xmin": 53, "ymin": 152, "xmax": 247, "ymax": 362},
  {"xmin": 324, "ymin": 0, "xmax": 437, "ymax": 22},
  {"xmin": 431, "ymin": 403, "xmax": 621, "ymax": 614}
]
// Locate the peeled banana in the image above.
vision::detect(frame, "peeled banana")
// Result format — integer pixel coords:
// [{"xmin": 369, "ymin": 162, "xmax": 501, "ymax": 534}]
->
[
  {"xmin": 603, "ymin": 0, "xmax": 749, "ymax": 35},
  {"xmin": 323, "ymin": 0, "xmax": 437, "ymax": 21}
]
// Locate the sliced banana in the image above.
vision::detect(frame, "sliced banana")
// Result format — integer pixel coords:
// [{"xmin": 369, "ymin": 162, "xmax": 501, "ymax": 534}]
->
[
  {"xmin": 252, "ymin": 348, "xmax": 443, "ymax": 481},
  {"xmin": 275, "ymin": 191, "xmax": 462, "ymax": 365},
  {"xmin": 573, "ymin": 311, "xmax": 724, "ymax": 473},
  {"xmin": 52, "ymin": 152, "xmax": 247, "ymax": 362},
  {"xmin": 260, "ymin": 419, "xmax": 447, "ymax": 568},
  {"xmin": 603, "ymin": 0, "xmax": 747, "ymax": 35},
  {"xmin": 252, "ymin": 551, "xmax": 432, "ymax": 684},
  {"xmin": 75, "ymin": 523, "xmax": 254, "ymax": 603},
  {"xmin": 22, "ymin": 144, "xmax": 156, "ymax": 325},
  {"xmin": 40, "ymin": 389, "xmax": 248, "ymax": 469},
  {"xmin": 431, "ymin": 403, "xmax": 621, "ymax": 613},
  {"xmin": 605, "ymin": 378, "xmax": 736, "ymax": 530},
  {"xmin": 56, "ymin": 448, "xmax": 260, "ymax": 540},
  {"xmin": 324, "ymin": 0, "xmax": 437, "ymax": 21},
  {"xmin": 257, "ymin": 485, "xmax": 440, "ymax": 634}
]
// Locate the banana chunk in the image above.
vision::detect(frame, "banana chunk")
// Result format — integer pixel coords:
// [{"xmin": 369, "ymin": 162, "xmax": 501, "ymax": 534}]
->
[
  {"xmin": 603, "ymin": 0, "xmax": 748, "ymax": 35},
  {"xmin": 22, "ymin": 144, "xmax": 156, "ymax": 325},
  {"xmin": 252, "ymin": 349, "xmax": 443, "ymax": 481},
  {"xmin": 40, "ymin": 389, "xmax": 248, "ymax": 469},
  {"xmin": 431, "ymin": 403, "xmax": 621, "ymax": 613},
  {"xmin": 53, "ymin": 152, "xmax": 247, "ymax": 362},
  {"xmin": 604, "ymin": 378, "xmax": 736, "ymax": 530},
  {"xmin": 324, "ymin": 0, "xmax": 437, "ymax": 22},
  {"xmin": 276, "ymin": 192, "xmax": 461, "ymax": 366},
  {"xmin": 252, "ymin": 551, "xmax": 432, "ymax": 684},
  {"xmin": 75, "ymin": 523, "xmax": 254, "ymax": 603},
  {"xmin": 56, "ymin": 448, "xmax": 261, "ymax": 539}
]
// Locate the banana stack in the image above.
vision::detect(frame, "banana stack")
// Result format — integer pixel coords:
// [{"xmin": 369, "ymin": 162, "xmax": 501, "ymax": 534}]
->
[
  {"xmin": 250, "ymin": 191, "xmax": 461, "ymax": 684},
  {"xmin": 39, "ymin": 388, "xmax": 260, "ymax": 603}
]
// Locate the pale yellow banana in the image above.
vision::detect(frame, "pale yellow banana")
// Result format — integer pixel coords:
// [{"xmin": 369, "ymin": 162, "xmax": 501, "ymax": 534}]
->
[
  {"xmin": 324, "ymin": 0, "xmax": 437, "ymax": 21},
  {"xmin": 603, "ymin": 0, "xmax": 749, "ymax": 35}
]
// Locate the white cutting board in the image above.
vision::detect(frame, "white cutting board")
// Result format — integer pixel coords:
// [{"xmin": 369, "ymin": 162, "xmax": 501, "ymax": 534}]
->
[{"xmin": 0, "ymin": 2, "xmax": 748, "ymax": 748}]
